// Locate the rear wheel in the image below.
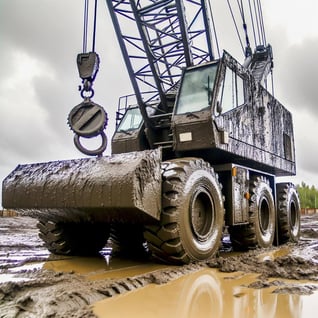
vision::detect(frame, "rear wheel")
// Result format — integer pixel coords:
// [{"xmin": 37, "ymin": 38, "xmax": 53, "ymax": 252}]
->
[
  {"xmin": 276, "ymin": 182, "xmax": 301, "ymax": 244},
  {"xmin": 144, "ymin": 158, "xmax": 224, "ymax": 264},
  {"xmin": 37, "ymin": 220, "xmax": 110, "ymax": 256},
  {"xmin": 229, "ymin": 176, "xmax": 275, "ymax": 249}
]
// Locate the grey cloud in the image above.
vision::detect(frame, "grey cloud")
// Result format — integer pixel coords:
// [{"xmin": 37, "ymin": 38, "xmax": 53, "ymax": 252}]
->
[{"xmin": 275, "ymin": 38, "xmax": 318, "ymax": 114}]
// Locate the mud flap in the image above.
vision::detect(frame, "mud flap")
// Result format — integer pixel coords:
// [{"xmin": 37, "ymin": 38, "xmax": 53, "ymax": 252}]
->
[{"xmin": 2, "ymin": 149, "xmax": 162, "ymax": 223}]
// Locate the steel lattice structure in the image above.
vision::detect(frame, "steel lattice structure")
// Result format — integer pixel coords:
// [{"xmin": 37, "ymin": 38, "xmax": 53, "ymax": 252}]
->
[{"xmin": 106, "ymin": 0, "xmax": 215, "ymax": 110}]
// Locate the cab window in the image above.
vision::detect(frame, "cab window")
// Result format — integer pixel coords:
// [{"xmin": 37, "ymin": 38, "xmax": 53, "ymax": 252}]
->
[
  {"xmin": 175, "ymin": 63, "xmax": 218, "ymax": 115},
  {"xmin": 216, "ymin": 67, "xmax": 245, "ymax": 114},
  {"xmin": 117, "ymin": 107, "xmax": 143, "ymax": 131}
]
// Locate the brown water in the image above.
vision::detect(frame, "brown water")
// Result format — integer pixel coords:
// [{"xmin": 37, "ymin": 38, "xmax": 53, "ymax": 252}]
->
[
  {"xmin": 1, "ymin": 215, "xmax": 318, "ymax": 317},
  {"xmin": 43, "ymin": 256, "xmax": 170, "ymax": 280},
  {"xmin": 93, "ymin": 267, "xmax": 318, "ymax": 318}
]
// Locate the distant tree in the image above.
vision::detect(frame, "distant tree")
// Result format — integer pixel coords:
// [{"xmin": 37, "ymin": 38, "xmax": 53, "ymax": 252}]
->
[{"xmin": 296, "ymin": 182, "xmax": 318, "ymax": 209}]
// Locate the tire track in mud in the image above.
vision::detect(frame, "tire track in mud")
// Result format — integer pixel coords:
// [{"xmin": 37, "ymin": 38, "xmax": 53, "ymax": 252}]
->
[
  {"xmin": 0, "ymin": 263, "xmax": 206, "ymax": 317},
  {"xmin": 1, "ymin": 214, "xmax": 318, "ymax": 317}
]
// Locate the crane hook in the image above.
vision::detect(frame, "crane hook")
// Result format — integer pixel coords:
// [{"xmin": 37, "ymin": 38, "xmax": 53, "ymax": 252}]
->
[{"xmin": 68, "ymin": 52, "xmax": 108, "ymax": 157}]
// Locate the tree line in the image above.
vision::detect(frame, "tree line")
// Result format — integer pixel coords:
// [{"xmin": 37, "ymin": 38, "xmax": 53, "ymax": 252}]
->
[{"xmin": 296, "ymin": 182, "xmax": 318, "ymax": 209}]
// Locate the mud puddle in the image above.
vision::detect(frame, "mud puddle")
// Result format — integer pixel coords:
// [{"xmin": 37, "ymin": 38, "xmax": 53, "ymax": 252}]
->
[
  {"xmin": 93, "ymin": 268, "xmax": 318, "ymax": 318},
  {"xmin": 0, "ymin": 214, "xmax": 318, "ymax": 317}
]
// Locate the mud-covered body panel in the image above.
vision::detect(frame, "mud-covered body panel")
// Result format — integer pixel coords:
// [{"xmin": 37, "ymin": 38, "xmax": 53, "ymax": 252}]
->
[
  {"xmin": 3, "ymin": 149, "xmax": 162, "ymax": 223},
  {"xmin": 172, "ymin": 53, "xmax": 295, "ymax": 177},
  {"xmin": 213, "ymin": 87, "xmax": 295, "ymax": 176}
]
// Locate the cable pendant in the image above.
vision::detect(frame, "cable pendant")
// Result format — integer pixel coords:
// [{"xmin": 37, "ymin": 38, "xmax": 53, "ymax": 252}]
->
[
  {"xmin": 82, "ymin": 0, "xmax": 98, "ymax": 53},
  {"xmin": 83, "ymin": 0, "xmax": 89, "ymax": 53},
  {"xmin": 92, "ymin": 0, "xmax": 98, "ymax": 52},
  {"xmin": 248, "ymin": 0, "xmax": 257, "ymax": 47}
]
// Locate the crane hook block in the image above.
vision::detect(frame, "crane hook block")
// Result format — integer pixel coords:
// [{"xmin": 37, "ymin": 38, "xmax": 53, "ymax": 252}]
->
[
  {"xmin": 77, "ymin": 52, "xmax": 100, "ymax": 81},
  {"xmin": 68, "ymin": 99, "xmax": 108, "ymax": 138}
]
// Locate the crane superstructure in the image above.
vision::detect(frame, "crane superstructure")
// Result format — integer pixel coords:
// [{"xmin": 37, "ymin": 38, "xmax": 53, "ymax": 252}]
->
[{"xmin": 2, "ymin": 0, "xmax": 300, "ymax": 264}]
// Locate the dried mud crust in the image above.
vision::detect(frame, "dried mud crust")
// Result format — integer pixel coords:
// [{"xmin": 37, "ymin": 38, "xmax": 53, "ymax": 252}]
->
[{"xmin": 1, "ymin": 214, "xmax": 318, "ymax": 317}]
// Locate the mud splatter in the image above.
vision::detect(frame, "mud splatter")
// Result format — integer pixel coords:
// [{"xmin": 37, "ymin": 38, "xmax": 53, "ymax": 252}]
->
[
  {"xmin": 208, "ymin": 246, "xmax": 318, "ymax": 281},
  {"xmin": 0, "ymin": 214, "xmax": 318, "ymax": 317}
]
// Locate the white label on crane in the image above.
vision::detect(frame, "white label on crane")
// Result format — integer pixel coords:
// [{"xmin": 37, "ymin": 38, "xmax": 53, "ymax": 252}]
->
[{"xmin": 179, "ymin": 132, "xmax": 192, "ymax": 142}]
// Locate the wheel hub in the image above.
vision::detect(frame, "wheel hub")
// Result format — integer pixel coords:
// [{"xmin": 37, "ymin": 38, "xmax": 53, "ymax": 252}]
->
[
  {"xmin": 190, "ymin": 188, "xmax": 214, "ymax": 241},
  {"xmin": 259, "ymin": 197, "xmax": 270, "ymax": 234}
]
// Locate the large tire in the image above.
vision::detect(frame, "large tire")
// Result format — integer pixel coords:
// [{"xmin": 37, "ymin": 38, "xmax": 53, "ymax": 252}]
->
[
  {"xmin": 37, "ymin": 220, "xmax": 110, "ymax": 256},
  {"xmin": 144, "ymin": 158, "xmax": 224, "ymax": 264},
  {"xmin": 229, "ymin": 176, "xmax": 275, "ymax": 249},
  {"xmin": 276, "ymin": 182, "xmax": 301, "ymax": 244}
]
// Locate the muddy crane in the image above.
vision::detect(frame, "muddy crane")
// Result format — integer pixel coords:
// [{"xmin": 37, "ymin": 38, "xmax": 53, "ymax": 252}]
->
[{"xmin": 2, "ymin": 0, "xmax": 301, "ymax": 264}]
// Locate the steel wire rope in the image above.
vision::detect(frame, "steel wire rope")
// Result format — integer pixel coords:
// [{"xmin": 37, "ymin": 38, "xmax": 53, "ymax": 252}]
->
[
  {"xmin": 83, "ymin": 0, "xmax": 89, "ymax": 53},
  {"xmin": 248, "ymin": 0, "xmax": 257, "ymax": 47},
  {"xmin": 237, "ymin": 0, "xmax": 251, "ymax": 56},
  {"xmin": 92, "ymin": 0, "xmax": 98, "ymax": 52},
  {"xmin": 252, "ymin": 0, "xmax": 262, "ymax": 45},
  {"xmin": 256, "ymin": 0, "xmax": 266, "ymax": 45},
  {"xmin": 226, "ymin": 0, "xmax": 245, "ymax": 56},
  {"xmin": 208, "ymin": 0, "xmax": 220, "ymax": 59},
  {"xmin": 82, "ymin": 0, "xmax": 98, "ymax": 53}
]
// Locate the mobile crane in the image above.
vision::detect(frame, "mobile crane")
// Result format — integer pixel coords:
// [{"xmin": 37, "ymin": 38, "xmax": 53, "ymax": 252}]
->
[{"xmin": 2, "ymin": 0, "xmax": 300, "ymax": 264}]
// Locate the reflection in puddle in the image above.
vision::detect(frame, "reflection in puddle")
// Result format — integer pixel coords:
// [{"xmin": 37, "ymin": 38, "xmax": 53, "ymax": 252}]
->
[
  {"xmin": 93, "ymin": 268, "xmax": 318, "ymax": 318},
  {"xmin": 257, "ymin": 247, "xmax": 290, "ymax": 262},
  {"xmin": 43, "ymin": 256, "xmax": 169, "ymax": 281},
  {"xmin": 99, "ymin": 247, "xmax": 112, "ymax": 266}
]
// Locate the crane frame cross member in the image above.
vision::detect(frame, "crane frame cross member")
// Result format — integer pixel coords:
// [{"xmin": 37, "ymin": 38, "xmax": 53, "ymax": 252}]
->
[{"xmin": 106, "ymin": 0, "xmax": 215, "ymax": 112}]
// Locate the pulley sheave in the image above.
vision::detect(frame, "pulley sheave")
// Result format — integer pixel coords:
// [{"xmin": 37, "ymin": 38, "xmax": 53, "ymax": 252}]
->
[{"xmin": 68, "ymin": 99, "xmax": 107, "ymax": 138}]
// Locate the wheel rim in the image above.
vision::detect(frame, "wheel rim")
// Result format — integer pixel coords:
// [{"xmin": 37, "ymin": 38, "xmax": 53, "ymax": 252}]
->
[
  {"xmin": 290, "ymin": 200, "xmax": 300, "ymax": 236},
  {"xmin": 259, "ymin": 197, "xmax": 270, "ymax": 234},
  {"xmin": 290, "ymin": 201, "xmax": 297, "ymax": 227},
  {"xmin": 190, "ymin": 187, "xmax": 214, "ymax": 242}
]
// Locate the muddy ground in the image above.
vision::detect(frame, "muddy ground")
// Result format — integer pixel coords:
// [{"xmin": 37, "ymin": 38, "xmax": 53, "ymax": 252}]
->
[{"xmin": 0, "ymin": 214, "xmax": 318, "ymax": 317}]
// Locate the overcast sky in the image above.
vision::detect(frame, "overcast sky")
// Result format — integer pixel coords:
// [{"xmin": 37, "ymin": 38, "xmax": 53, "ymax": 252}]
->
[{"xmin": 1, "ymin": 0, "xmax": 318, "ymax": 207}]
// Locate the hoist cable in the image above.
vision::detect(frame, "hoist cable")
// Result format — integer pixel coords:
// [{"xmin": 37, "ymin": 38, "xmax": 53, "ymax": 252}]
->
[
  {"xmin": 209, "ymin": 0, "xmax": 220, "ymax": 59},
  {"xmin": 236, "ymin": 0, "xmax": 243, "ymax": 18},
  {"xmin": 248, "ymin": 0, "xmax": 257, "ymax": 47},
  {"xmin": 237, "ymin": 0, "xmax": 251, "ymax": 56},
  {"xmin": 92, "ymin": 0, "xmax": 98, "ymax": 52},
  {"xmin": 83, "ymin": 0, "xmax": 89, "ymax": 53},
  {"xmin": 257, "ymin": 0, "xmax": 266, "ymax": 45},
  {"xmin": 82, "ymin": 0, "xmax": 98, "ymax": 53},
  {"xmin": 252, "ymin": 0, "xmax": 262, "ymax": 45},
  {"xmin": 226, "ymin": 0, "xmax": 245, "ymax": 55}
]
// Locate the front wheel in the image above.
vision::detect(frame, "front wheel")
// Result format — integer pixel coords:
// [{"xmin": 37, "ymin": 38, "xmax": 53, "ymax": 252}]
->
[
  {"xmin": 144, "ymin": 158, "xmax": 224, "ymax": 264},
  {"xmin": 37, "ymin": 220, "xmax": 110, "ymax": 256}
]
